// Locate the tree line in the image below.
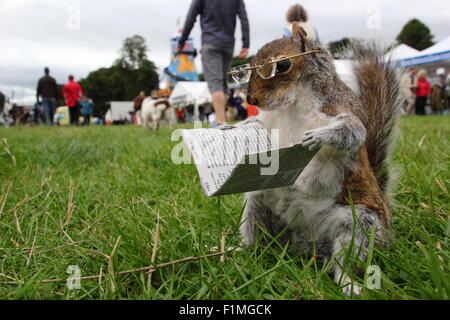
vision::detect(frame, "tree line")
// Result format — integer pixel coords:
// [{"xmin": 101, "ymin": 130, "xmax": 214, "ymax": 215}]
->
[
  {"xmin": 78, "ymin": 35, "xmax": 159, "ymax": 117},
  {"xmin": 328, "ymin": 18, "xmax": 436, "ymax": 58}
]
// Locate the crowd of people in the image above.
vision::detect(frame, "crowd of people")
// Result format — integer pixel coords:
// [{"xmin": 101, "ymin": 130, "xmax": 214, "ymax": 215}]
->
[
  {"xmin": 37, "ymin": 68, "xmax": 95, "ymax": 126},
  {"xmin": 169, "ymin": 89, "xmax": 259, "ymax": 125},
  {"xmin": 1, "ymin": 2, "xmax": 448, "ymax": 129},
  {"xmin": 402, "ymin": 67, "xmax": 450, "ymax": 115},
  {"xmin": 0, "ymin": 67, "xmax": 96, "ymax": 127}
]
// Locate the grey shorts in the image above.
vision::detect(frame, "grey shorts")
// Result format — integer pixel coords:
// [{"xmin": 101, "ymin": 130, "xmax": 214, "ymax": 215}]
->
[{"xmin": 201, "ymin": 44, "xmax": 234, "ymax": 94}]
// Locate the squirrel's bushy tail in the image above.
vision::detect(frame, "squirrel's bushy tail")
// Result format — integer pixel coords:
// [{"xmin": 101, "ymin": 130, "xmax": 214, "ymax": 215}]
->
[{"xmin": 345, "ymin": 41, "xmax": 404, "ymax": 194}]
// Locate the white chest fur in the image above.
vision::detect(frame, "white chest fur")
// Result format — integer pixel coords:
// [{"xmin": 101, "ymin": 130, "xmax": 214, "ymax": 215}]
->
[
  {"xmin": 258, "ymin": 83, "xmax": 329, "ymax": 147},
  {"xmin": 254, "ymin": 83, "xmax": 347, "ymax": 227}
]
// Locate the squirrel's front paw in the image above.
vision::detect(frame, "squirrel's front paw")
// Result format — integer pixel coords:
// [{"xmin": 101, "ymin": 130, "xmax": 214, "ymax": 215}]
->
[{"xmin": 300, "ymin": 128, "xmax": 328, "ymax": 150}]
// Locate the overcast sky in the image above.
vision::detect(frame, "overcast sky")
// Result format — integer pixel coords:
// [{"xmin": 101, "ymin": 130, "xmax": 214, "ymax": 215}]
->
[{"xmin": 1, "ymin": 0, "xmax": 449, "ymax": 104}]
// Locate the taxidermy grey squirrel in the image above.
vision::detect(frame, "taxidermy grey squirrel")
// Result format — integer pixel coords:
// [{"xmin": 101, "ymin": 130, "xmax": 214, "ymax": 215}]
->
[{"xmin": 238, "ymin": 24, "xmax": 403, "ymax": 295}]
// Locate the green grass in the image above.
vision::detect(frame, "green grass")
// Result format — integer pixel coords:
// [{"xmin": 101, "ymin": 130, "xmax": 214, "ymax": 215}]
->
[{"xmin": 0, "ymin": 116, "xmax": 449, "ymax": 300}]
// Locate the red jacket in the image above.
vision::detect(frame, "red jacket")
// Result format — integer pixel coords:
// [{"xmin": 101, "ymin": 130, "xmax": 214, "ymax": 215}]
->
[
  {"xmin": 416, "ymin": 78, "xmax": 431, "ymax": 97},
  {"xmin": 62, "ymin": 80, "xmax": 84, "ymax": 107}
]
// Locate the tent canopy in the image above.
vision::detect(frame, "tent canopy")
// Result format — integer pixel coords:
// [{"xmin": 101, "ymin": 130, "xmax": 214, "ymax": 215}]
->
[
  {"xmin": 385, "ymin": 44, "xmax": 420, "ymax": 61},
  {"xmin": 398, "ymin": 37, "xmax": 450, "ymax": 67},
  {"xmin": 108, "ymin": 101, "xmax": 133, "ymax": 121},
  {"xmin": 420, "ymin": 37, "xmax": 450, "ymax": 55},
  {"xmin": 169, "ymin": 81, "xmax": 212, "ymax": 108}
]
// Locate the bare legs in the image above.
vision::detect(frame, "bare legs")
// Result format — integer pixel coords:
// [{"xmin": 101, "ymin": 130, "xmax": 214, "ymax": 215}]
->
[{"xmin": 212, "ymin": 91, "xmax": 227, "ymax": 125}]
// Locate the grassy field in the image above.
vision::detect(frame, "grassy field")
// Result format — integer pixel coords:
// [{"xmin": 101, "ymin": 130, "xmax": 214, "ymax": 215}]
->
[{"xmin": 0, "ymin": 116, "xmax": 449, "ymax": 300}]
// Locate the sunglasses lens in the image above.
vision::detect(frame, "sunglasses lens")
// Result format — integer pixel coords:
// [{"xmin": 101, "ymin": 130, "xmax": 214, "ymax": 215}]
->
[
  {"xmin": 229, "ymin": 64, "xmax": 252, "ymax": 84},
  {"xmin": 256, "ymin": 61, "xmax": 276, "ymax": 79},
  {"xmin": 276, "ymin": 59, "xmax": 292, "ymax": 73}
]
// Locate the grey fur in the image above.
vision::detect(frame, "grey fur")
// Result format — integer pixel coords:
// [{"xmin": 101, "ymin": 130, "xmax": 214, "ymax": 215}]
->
[
  {"xmin": 240, "ymin": 34, "xmax": 401, "ymax": 295},
  {"xmin": 301, "ymin": 113, "xmax": 367, "ymax": 152},
  {"xmin": 240, "ymin": 194, "xmax": 292, "ymax": 246}
]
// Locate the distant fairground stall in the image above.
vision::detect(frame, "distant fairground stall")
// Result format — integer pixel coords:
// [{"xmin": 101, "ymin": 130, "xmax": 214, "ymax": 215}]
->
[{"xmin": 161, "ymin": 29, "xmax": 199, "ymax": 90}]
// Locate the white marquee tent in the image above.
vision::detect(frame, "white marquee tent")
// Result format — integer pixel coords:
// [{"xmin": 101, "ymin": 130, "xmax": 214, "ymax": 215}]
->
[
  {"xmin": 385, "ymin": 44, "xmax": 420, "ymax": 62},
  {"xmin": 398, "ymin": 36, "xmax": 450, "ymax": 68},
  {"xmin": 169, "ymin": 81, "xmax": 212, "ymax": 108},
  {"xmin": 105, "ymin": 101, "xmax": 134, "ymax": 123}
]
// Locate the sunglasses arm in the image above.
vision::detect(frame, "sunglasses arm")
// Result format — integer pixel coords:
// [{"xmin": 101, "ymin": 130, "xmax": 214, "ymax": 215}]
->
[{"xmin": 226, "ymin": 49, "xmax": 320, "ymax": 76}]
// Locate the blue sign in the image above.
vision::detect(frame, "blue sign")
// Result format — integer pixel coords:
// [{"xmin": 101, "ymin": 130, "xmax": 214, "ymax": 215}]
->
[{"xmin": 398, "ymin": 50, "xmax": 450, "ymax": 67}]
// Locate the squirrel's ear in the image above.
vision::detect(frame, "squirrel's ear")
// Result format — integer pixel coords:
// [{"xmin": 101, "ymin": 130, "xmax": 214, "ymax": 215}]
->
[{"xmin": 292, "ymin": 23, "xmax": 307, "ymax": 42}]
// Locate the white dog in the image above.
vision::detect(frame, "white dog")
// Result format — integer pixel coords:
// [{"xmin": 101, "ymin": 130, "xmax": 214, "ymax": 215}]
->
[{"xmin": 141, "ymin": 97, "xmax": 177, "ymax": 130}]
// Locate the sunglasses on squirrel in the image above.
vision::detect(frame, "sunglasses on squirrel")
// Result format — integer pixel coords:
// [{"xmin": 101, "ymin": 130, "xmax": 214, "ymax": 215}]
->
[{"xmin": 227, "ymin": 49, "xmax": 321, "ymax": 85}]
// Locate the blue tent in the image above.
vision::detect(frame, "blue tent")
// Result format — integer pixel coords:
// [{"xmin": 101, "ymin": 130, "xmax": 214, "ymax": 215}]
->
[{"xmin": 398, "ymin": 37, "xmax": 450, "ymax": 67}]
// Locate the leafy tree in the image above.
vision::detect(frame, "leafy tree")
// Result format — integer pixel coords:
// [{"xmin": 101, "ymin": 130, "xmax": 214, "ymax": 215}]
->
[
  {"xmin": 396, "ymin": 19, "xmax": 435, "ymax": 50},
  {"xmin": 79, "ymin": 36, "xmax": 159, "ymax": 118},
  {"xmin": 115, "ymin": 35, "xmax": 148, "ymax": 70},
  {"xmin": 79, "ymin": 67, "xmax": 123, "ymax": 117},
  {"xmin": 328, "ymin": 38, "xmax": 351, "ymax": 58}
]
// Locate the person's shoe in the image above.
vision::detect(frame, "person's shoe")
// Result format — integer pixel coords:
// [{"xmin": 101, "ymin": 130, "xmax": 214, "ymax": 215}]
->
[{"xmin": 211, "ymin": 122, "xmax": 228, "ymax": 128}]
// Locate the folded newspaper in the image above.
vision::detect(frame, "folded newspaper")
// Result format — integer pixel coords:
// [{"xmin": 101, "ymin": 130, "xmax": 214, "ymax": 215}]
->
[{"xmin": 182, "ymin": 121, "xmax": 319, "ymax": 197}]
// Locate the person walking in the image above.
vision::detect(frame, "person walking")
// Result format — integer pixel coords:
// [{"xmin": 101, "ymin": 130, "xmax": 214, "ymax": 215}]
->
[
  {"xmin": 11, "ymin": 104, "xmax": 20, "ymax": 125},
  {"xmin": 177, "ymin": 0, "xmax": 250, "ymax": 126},
  {"xmin": 415, "ymin": 70, "xmax": 431, "ymax": 115},
  {"xmin": 231, "ymin": 89, "xmax": 247, "ymax": 120},
  {"xmin": 185, "ymin": 104, "xmax": 194, "ymax": 123},
  {"xmin": 430, "ymin": 75, "xmax": 449, "ymax": 115},
  {"xmin": 283, "ymin": 4, "xmax": 320, "ymax": 43},
  {"xmin": 203, "ymin": 102, "xmax": 213, "ymax": 123},
  {"xmin": 33, "ymin": 101, "xmax": 45, "ymax": 124},
  {"xmin": 0, "ymin": 91, "xmax": 5, "ymax": 114},
  {"xmin": 446, "ymin": 72, "xmax": 450, "ymax": 113},
  {"xmin": 81, "ymin": 98, "xmax": 95, "ymax": 125},
  {"xmin": 36, "ymin": 67, "xmax": 59, "ymax": 125},
  {"xmin": 62, "ymin": 75, "xmax": 84, "ymax": 125}
]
